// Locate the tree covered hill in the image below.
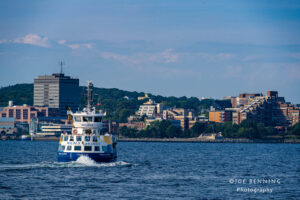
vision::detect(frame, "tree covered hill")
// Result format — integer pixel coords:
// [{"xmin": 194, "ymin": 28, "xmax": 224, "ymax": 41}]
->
[
  {"xmin": 0, "ymin": 83, "xmax": 231, "ymax": 122},
  {"xmin": 0, "ymin": 84, "xmax": 34, "ymax": 106}
]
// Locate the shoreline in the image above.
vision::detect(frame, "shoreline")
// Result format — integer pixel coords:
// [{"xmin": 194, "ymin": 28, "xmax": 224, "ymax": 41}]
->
[
  {"xmin": 2, "ymin": 136, "xmax": 299, "ymax": 143},
  {"xmin": 118, "ymin": 137, "xmax": 300, "ymax": 144}
]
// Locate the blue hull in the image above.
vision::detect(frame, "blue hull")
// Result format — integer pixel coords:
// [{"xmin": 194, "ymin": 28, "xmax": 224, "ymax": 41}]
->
[{"xmin": 57, "ymin": 152, "xmax": 117, "ymax": 162}]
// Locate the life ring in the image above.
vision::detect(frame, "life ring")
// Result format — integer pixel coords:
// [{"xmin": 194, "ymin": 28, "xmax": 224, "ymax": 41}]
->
[{"xmin": 73, "ymin": 129, "xmax": 78, "ymax": 135}]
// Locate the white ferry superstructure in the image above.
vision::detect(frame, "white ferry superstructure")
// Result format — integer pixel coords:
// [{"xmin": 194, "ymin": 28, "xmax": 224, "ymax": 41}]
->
[{"xmin": 57, "ymin": 82, "xmax": 117, "ymax": 162}]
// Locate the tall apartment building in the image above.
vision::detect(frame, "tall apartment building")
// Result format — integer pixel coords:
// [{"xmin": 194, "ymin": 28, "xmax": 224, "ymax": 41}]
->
[
  {"xmin": 231, "ymin": 93, "xmax": 263, "ymax": 108},
  {"xmin": 34, "ymin": 73, "xmax": 79, "ymax": 115},
  {"xmin": 209, "ymin": 110, "xmax": 232, "ymax": 123},
  {"xmin": 231, "ymin": 91, "xmax": 300, "ymax": 127}
]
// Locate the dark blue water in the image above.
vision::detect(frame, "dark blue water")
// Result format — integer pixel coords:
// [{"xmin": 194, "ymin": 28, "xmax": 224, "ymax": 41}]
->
[{"xmin": 0, "ymin": 141, "xmax": 299, "ymax": 199}]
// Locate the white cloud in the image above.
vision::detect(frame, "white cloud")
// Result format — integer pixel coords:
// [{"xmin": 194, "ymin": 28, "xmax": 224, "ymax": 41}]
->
[
  {"xmin": 58, "ymin": 40, "xmax": 66, "ymax": 45},
  {"xmin": 149, "ymin": 49, "xmax": 179, "ymax": 63},
  {"xmin": 100, "ymin": 49, "xmax": 179, "ymax": 65},
  {"xmin": 65, "ymin": 43, "xmax": 92, "ymax": 49},
  {"xmin": 67, "ymin": 44, "xmax": 80, "ymax": 49},
  {"xmin": 57, "ymin": 39, "xmax": 92, "ymax": 49},
  {"xmin": 100, "ymin": 52, "xmax": 136, "ymax": 64},
  {"xmin": 14, "ymin": 34, "xmax": 50, "ymax": 47},
  {"xmin": 198, "ymin": 52, "xmax": 236, "ymax": 61},
  {"xmin": 82, "ymin": 43, "xmax": 92, "ymax": 49}
]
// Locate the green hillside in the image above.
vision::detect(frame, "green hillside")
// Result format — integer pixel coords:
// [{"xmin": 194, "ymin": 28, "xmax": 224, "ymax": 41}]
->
[
  {"xmin": 0, "ymin": 83, "xmax": 231, "ymax": 122},
  {"xmin": 0, "ymin": 84, "xmax": 34, "ymax": 106}
]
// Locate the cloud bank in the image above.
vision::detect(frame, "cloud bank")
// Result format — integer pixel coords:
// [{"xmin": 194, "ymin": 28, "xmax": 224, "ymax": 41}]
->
[{"xmin": 14, "ymin": 34, "xmax": 50, "ymax": 47}]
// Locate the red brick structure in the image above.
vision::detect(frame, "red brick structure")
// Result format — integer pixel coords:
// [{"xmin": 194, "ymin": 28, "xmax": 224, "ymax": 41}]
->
[{"xmin": 0, "ymin": 105, "xmax": 59, "ymax": 124}]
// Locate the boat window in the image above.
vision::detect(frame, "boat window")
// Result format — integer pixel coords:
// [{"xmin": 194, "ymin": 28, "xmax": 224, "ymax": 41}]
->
[
  {"xmin": 74, "ymin": 146, "xmax": 81, "ymax": 151},
  {"xmin": 64, "ymin": 135, "xmax": 68, "ymax": 141},
  {"xmin": 74, "ymin": 116, "xmax": 81, "ymax": 122},
  {"xmin": 93, "ymin": 136, "xmax": 97, "ymax": 142},
  {"xmin": 94, "ymin": 146, "xmax": 100, "ymax": 151},
  {"xmin": 85, "ymin": 136, "xmax": 90, "ymax": 141},
  {"xmin": 102, "ymin": 146, "xmax": 107, "ymax": 152},
  {"xmin": 69, "ymin": 136, "xmax": 74, "ymax": 141},
  {"xmin": 61, "ymin": 145, "xmax": 65, "ymax": 151},
  {"xmin": 76, "ymin": 136, "xmax": 81, "ymax": 141},
  {"xmin": 67, "ymin": 146, "xmax": 72, "ymax": 151},
  {"xmin": 83, "ymin": 117, "xmax": 93, "ymax": 122},
  {"xmin": 85, "ymin": 129, "xmax": 92, "ymax": 134},
  {"xmin": 84, "ymin": 146, "xmax": 92, "ymax": 151},
  {"xmin": 94, "ymin": 117, "xmax": 102, "ymax": 122}
]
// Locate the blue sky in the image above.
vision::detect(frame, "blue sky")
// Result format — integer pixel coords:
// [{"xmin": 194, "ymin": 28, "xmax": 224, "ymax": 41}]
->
[{"xmin": 0, "ymin": 0, "xmax": 300, "ymax": 103}]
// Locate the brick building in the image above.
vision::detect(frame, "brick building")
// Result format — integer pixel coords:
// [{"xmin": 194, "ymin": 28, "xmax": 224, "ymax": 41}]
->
[
  {"xmin": 209, "ymin": 110, "xmax": 232, "ymax": 123},
  {"xmin": 0, "ymin": 104, "xmax": 59, "ymax": 124},
  {"xmin": 231, "ymin": 91, "xmax": 300, "ymax": 127}
]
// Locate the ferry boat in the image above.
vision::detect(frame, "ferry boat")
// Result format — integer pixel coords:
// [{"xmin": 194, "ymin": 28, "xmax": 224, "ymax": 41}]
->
[{"xmin": 57, "ymin": 82, "xmax": 117, "ymax": 162}]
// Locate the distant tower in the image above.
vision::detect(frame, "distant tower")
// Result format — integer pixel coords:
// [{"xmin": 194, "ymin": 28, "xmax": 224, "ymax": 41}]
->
[
  {"xmin": 34, "ymin": 62, "xmax": 79, "ymax": 116},
  {"xmin": 59, "ymin": 61, "xmax": 64, "ymax": 74}
]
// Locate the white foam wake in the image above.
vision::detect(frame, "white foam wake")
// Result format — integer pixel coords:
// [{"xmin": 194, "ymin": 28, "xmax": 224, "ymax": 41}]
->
[
  {"xmin": 74, "ymin": 155, "xmax": 97, "ymax": 166},
  {"xmin": 0, "ymin": 156, "xmax": 131, "ymax": 171},
  {"xmin": 74, "ymin": 155, "xmax": 131, "ymax": 167}
]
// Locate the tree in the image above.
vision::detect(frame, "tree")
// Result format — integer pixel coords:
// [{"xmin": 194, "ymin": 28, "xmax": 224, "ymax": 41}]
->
[
  {"xmin": 166, "ymin": 126, "xmax": 177, "ymax": 138},
  {"xmin": 290, "ymin": 123, "xmax": 300, "ymax": 136},
  {"xmin": 190, "ymin": 122, "xmax": 207, "ymax": 137}
]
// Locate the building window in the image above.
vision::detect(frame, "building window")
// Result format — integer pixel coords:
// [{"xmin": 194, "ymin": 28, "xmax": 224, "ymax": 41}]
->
[
  {"xmin": 1, "ymin": 113, "xmax": 6, "ymax": 117},
  {"xmin": 30, "ymin": 113, "xmax": 36, "ymax": 119},
  {"xmin": 94, "ymin": 146, "xmax": 100, "ymax": 151},
  {"xmin": 23, "ymin": 109, "xmax": 28, "ymax": 119},
  {"xmin": 41, "ymin": 109, "xmax": 47, "ymax": 117},
  {"xmin": 16, "ymin": 109, "xmax": 21, "ymax": 119},
  {"xmin": 9, "ymin": 109, "xmax": 14, "ymax": 117}
]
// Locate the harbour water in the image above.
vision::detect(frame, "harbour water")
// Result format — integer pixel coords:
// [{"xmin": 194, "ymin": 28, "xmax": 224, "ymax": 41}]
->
[{"xmin": 0, "ymin": 141, "xmax": 299, "ymax": 199}]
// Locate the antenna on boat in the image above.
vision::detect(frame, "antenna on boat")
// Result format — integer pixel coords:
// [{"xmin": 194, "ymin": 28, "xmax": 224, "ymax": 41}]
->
[{"xmin": 86, "ymin": 81, "xmax": 93, "ymax": 111}]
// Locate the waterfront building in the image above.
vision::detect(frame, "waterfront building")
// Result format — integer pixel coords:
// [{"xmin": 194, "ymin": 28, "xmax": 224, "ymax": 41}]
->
[
  {"xmin": 136, "ymin": 99, "xmax": 164, "ymax": 117},
  {"xmin": 36, "ymin": 123, "xmax": 72, "ymax": 137},
  {"xmin": 145, "ymin": 117, "xmax": 162, "ymax": 127},
  {"xmin": 34, "ymin": 72, "xmax": 79, "ymax": 115},
  {"xmin": 0, "ymin": 103, "xmax": 59, "ymax": 124},
  {"xmin": 231, "ymin": 91, "xmax": 300, "ymax": 127},
  {"xmin": 231, "ymin": 93, "xmax": 264, "ymax": 108},
  {"xmin": 209, "ymin": 110, "xmax": 232, "ymax": 123},
  {"xmin": 0, "ymin": 117, "xmax": 17, "ymax": 135},
  {"xmin": 163, "ymin": 108, "xmax": 197, "ymax": 130}
]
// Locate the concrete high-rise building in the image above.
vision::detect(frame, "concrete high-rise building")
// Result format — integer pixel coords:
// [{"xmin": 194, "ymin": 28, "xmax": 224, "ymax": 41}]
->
[{"xmin": 34, "ymin": 73, "xmax": 79, "ymax": 115}]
